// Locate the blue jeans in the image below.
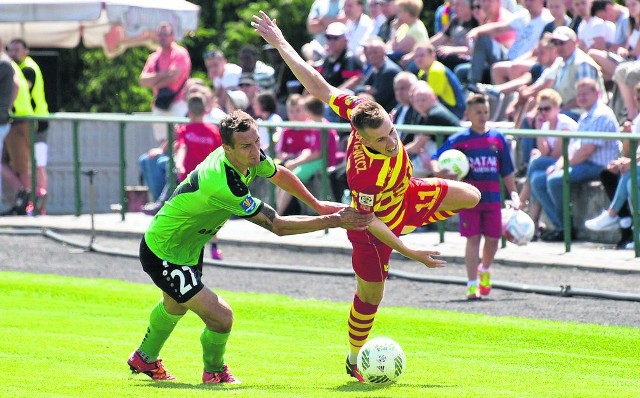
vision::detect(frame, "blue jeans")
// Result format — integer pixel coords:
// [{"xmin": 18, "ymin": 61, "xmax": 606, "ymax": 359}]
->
[
  {"xmin": 530, "ymin": 159, "xmax": 603, "ymax": 230},
  {"xmin": 610, "ymin": 171, "xmax": 640, "ymax": 212},
  {"xmin": 139, "ymin": 152, "xmax": 168, "ymax": 201},
  {"xmin": 469, "ymin": 35, "xmax": 507, "ymax": 84},
  {"xmin": 518, "ymin": 117, "xmax": 537, "ymax": 168},
  {"xmin": 454, "ymin": 63, "xmax": 471, "ymax": 86}
]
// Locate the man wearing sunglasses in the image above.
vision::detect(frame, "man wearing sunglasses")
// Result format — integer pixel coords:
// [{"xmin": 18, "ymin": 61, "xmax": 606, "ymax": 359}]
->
[{"xmin": 315, "ymin": 22, "xmax": 363, "ymax": 93}]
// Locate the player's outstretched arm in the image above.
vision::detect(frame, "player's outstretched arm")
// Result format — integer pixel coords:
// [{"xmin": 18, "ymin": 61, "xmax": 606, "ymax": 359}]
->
[
  {"xmin": 368, "ymin": 217, "xmax": 446, "ymax": 268},
  {"xmin": 247, "ymin": 202, "xmax": 372, "ymax": 236},
  {"xmin": 269, "ymin": 165, "xmax": 347, "ymax": 215},
  {"xmin": 252, "ymin": 10, "xmax": 342, "ymax": 104}
]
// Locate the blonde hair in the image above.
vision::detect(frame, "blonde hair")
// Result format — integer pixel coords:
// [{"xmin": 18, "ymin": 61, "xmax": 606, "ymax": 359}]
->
[
  {"xmin": 536, "ymin": 88, "xmax": 562, "ymax": 107},
  {"xmin": 396, "ymin": 0, "xmax": 423, "ymax": 18}
]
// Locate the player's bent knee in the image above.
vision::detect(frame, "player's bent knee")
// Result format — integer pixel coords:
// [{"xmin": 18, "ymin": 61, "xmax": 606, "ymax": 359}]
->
[
  {"xmin": 357, "ymin": 279, "xmax": 385, "ymax": 305},
  {"xmin": 202, "ymin": 306, "xmax": 234, "ymax": 333},
  {"xmin": 448, "ymin": 180, "xmax": 481, "ymax": 208}
]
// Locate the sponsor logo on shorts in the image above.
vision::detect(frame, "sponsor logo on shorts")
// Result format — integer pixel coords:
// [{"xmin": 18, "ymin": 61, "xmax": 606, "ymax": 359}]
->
[{"xmin": 241, "ymin": 195, "xmax": 257, "ymax": 213}]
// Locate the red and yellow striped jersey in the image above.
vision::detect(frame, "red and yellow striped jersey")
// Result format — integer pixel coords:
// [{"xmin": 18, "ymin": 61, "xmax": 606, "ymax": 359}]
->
[{"xmin": 330, "ymin": 94, "xmax": 413, "ymax": 233}]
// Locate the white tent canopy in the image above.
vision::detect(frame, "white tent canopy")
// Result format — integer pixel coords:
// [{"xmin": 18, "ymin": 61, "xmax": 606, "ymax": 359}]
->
[{"xmin": 0, "ymin": 0, "xmax": 200, "ymax": 57}]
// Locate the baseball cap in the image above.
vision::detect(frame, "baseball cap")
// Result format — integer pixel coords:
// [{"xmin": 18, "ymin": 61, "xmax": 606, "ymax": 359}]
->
[
  {"xmin": 226, "ymin": 90, "xmax": 249, "ymax": 110},
  {"xmin": 551, "ymin": 26, "xmax": 577, "ymax": 42},
  {"xmin": 325, "ymin": 22, "xmax": 347, "ymax": 37},
  {"xmin": 238, "ymin": 73, "xmax": 256, "ymax": 86}
]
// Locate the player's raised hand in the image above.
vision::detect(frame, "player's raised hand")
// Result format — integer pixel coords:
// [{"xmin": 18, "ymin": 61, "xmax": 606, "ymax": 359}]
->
[{"xmin": 251, "ymin": 11, "xmax": 283, "ymax": 47}]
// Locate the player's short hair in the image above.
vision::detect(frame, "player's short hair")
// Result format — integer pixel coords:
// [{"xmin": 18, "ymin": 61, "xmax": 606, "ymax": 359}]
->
[
  {"xmin": 536, "ymin": 88, "xmax": 562, "ymax": 107},
  {"xmin": 466, "ymin": 93, "xmax": 489, "ymax": 108},
  {"xmin": 351, "ymin": 101, "xmax": 387, "ymax": 134},
  {"xmin": 220, "ymin": 110, "xmax": 256, "ymax": 147},
  {"xmin": 302, "ymin": 95, "xmax": 325, "ymax": 117}
]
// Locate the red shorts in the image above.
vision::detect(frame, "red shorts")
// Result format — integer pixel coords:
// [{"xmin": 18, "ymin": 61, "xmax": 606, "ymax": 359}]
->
[
  {"xmin": 459, "ymin": 202, "xmax": 502, "ymax": 238},
  {"xmin": 347, "ymin": 178, "xmax": 450, "ymax": 282}
]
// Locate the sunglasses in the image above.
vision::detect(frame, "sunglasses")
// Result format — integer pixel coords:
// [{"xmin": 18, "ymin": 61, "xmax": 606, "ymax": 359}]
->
[
  {"xmin": 537, "ymin": 106, "xmax": 553, "ymax": 113},
  {"xmin": 325, "ymin": 35, "xmax": 343, "ymax": 41},
  {"xmin": 472, "ymin": 4, "xmax": 481, "ymax": 9}
]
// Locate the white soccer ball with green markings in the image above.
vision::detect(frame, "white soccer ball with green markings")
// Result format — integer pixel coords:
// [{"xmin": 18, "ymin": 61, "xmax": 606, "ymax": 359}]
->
[
  {"xmin": 357, "ymin": 337, "xmax": 406, "ymax": 384},
  {"xmin": 438, "ymin": 149, "xmax": 470, "ymax": 179}
]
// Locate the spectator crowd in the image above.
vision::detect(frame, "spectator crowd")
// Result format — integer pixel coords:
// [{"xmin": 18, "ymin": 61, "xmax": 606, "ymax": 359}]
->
[
  {"xmin": 5, "ymin": 0, "xmax": 640, "ymax": 252},
  {"xmin": 105, "ymin": 0, "xmax": 640, "ymax": 251}
]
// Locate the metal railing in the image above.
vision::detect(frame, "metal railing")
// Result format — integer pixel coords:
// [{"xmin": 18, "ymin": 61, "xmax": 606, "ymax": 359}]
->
[{"xmin": 14, "ymin": 113, "xmax": 640, "ymax": 256}]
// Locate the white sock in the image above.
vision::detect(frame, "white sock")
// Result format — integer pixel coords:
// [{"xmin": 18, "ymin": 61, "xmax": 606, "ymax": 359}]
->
[{"xmin": 467, "ymin": 280, "xmax": 478, "ymax": 287}]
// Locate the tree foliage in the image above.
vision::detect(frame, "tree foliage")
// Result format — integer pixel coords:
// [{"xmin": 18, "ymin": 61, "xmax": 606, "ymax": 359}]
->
[{"xmin": 57, "ymin": 0, "xmax": 442, "ymax": 112}]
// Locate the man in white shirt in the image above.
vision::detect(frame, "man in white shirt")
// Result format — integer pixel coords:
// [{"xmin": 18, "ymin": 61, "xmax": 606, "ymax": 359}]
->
[
  {"xmin": 574, "ymin": 0, "xmax": 615, "ymax": 51},
  {"xmin": 203, "ymin": 48, "xmax": 242, "ymax": 110},
  {"xmin": 343, "ymin": 0, "xmax": 375, "ymax": 57}
]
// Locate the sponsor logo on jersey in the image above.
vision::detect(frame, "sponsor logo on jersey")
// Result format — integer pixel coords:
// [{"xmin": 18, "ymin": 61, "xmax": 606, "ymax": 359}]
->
[
  {"xmin": 358, "ymin": 192, "xmax": 374, "ymax": 207},
  {"xmin": 241, "ymin": 195, "xmax": 257, "ymax": 213}
]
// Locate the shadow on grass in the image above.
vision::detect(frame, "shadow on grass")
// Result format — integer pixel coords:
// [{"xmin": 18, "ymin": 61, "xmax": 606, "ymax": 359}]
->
[
  {"xmin": 335, "ymin": 381, "xmax": 457, "ymax": 392},
  {"xmin": 134, "ymin": 380, "xmax": 245, "ymax": 391}
]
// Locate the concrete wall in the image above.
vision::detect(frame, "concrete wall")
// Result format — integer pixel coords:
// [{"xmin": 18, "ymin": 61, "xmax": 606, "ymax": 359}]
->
[{"xmin": 45, "ymin": 117, "xmax": 158, "ymax": 214}]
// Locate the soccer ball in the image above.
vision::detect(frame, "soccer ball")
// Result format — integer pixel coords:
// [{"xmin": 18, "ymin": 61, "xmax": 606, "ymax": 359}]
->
[
  {"xmin": 438, "ymin": 149, "xmax": 470, "ymax": 179},
  {"xmin": 501, "ymin": 208, "xmax": 535, "ymax": 246},
  {"xmin": 357, "ymin": 337, "xmax": 406, "ymax": 384}
]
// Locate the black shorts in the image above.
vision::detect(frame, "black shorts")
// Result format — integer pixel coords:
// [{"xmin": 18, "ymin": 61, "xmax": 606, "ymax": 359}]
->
[{"xmin": 139, "ymin": 237, "xmax": 205, "ymax": 303}]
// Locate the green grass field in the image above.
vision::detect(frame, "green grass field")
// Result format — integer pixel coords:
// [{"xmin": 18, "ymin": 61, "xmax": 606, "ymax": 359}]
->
[{"xmin": 1, "ymin": 271, "xmax": 638, "ymax": 397}]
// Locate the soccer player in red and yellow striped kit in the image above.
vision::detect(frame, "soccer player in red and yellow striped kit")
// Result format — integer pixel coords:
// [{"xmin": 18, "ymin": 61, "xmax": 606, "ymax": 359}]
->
[{"xmin": 254, "ymin": 11, "xmax": 481, "ymax": 382}]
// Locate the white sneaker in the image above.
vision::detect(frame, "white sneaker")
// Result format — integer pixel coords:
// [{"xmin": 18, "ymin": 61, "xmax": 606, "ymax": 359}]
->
[
  {"xmin": 619, "ymin": 217, "xmax": 632, "ymax": 229},
  {"xmin": 584, "ymin": 210, "xmax": 619, "ymax": 231}
]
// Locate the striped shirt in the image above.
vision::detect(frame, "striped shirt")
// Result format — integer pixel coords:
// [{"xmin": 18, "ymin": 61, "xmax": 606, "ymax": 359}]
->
[
  {"xmin": 575, "ymin": 101, "xmax": 621, "ymax": 167},
  {"xmin": 330, "ymin": 94, "xmax": 413, "ymax": 232},
  {"xmin": 433, "ymin": 128, "xmax": 514, "ymax": 204}
]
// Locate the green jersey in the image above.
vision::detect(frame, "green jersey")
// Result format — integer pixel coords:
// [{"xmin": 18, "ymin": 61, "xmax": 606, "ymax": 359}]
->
[{"xmin": 145, "ymin": 147, "xmax": 277, "ymax": 265}]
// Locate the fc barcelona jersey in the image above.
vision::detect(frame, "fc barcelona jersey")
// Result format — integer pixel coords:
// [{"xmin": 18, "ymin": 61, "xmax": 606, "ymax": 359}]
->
[{"xmin": 330, "ymin": 94, "xmax": 413, "ymax": 232}]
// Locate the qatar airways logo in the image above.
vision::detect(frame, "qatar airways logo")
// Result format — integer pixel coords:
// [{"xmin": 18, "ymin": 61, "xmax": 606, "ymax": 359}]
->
[{"xmin": 468, "ymin": 156, "xmax": 498, "ymax": 173}]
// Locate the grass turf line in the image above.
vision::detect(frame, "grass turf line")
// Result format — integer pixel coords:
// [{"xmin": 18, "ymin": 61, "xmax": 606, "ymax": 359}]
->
[{"xmin": 0, "ymin": 271, "xmax": 637, "ymax": 397}]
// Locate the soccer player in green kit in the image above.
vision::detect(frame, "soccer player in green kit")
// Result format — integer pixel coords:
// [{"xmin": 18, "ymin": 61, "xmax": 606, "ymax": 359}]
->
[{"xmin": 128, "ymin": 110, "xmax": 374, "ymax": 384}]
